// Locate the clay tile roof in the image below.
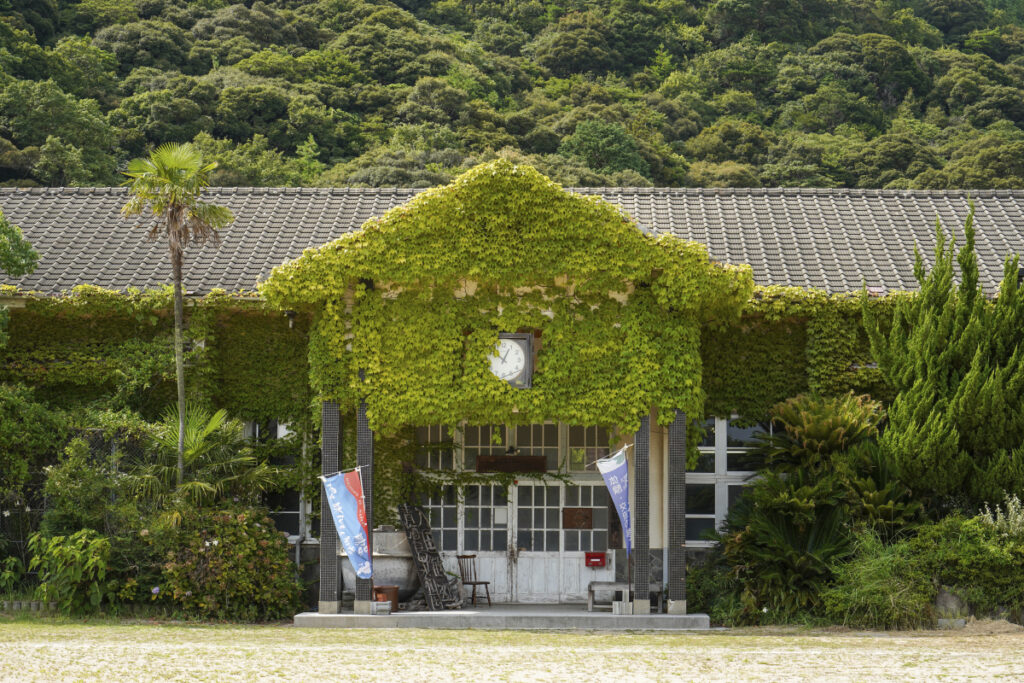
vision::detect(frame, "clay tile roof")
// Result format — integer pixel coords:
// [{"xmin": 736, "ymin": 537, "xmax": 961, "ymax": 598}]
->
[{"xmin": 2, "ymin": 186, "xmax": 1023, "ymax": 296}]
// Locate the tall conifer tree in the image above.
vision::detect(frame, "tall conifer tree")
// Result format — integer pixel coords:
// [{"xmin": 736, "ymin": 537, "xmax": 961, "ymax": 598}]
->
[{"xmin": 864, "ymin": 206, "xmax": 1024, "ymax": 511}]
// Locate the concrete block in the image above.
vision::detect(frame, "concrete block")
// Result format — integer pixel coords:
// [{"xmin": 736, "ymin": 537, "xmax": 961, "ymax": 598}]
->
[
  {"xmin": 353, "ymin": 600, "xmax": 374, "ymax": 615},
  {"xmin": 318, "ymin": 600, "xmax": 341, "ymax": 615},
  {"xmin": 667, "ymin": 599, "xmax": 687, "ymax": 615},
  {"xmin": 632, "ymin": 599, "xmax": 651, "ymax": 615}
]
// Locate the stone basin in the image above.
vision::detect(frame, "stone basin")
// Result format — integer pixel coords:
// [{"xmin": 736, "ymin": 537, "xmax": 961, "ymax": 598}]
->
[{"xmin": 339, "ymin": 530, "xmax": 420, "ymax": 601}]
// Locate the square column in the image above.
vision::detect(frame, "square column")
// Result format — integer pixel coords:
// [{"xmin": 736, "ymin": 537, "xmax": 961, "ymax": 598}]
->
[
  {"xmin": 667, "ymin": 409, "xmax": 687, "ymax": 614},
  {"xmin": 318, "ymin": 401, "xmax": 342, "ymax": 614},
  {"xmin": 352, "ymin": 394, "xmax": 375, "ymax": 614},
  {"xmin": 633, "ymin": 414, "xmax": 651, "ymax": 614}
]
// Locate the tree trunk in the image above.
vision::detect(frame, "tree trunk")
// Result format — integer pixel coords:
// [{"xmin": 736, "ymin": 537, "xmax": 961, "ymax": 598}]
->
[{"xmin": 172, "ymin": 248, "xmax": 186, "ymax": 486}]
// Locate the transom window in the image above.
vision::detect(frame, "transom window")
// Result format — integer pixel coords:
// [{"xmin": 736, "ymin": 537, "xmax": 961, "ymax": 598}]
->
[{"xmin": 567, "ymin": 425, "xmax": 611, "ymax": 471}]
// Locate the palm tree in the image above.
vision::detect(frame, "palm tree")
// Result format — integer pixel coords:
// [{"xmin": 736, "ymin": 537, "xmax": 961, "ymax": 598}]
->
[
  {"xmin": 121, "ymin": 143, "xmax": 233, "ymax": 485},
  {"xmin": 123, "ymin": 403, "xmax": 279, "ymax": 527}
]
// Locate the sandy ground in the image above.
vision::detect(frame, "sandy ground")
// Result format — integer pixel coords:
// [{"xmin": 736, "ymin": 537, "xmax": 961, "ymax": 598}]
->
[{"xmin": 1, "ymin": 619, "xmax": 1022, "ymax": 681}]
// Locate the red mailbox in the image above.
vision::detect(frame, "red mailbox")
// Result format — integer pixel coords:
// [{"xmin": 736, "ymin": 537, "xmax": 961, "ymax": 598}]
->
[{"xmin": 585, "ymin": 552, "xmax": 606, "ymax": 568}]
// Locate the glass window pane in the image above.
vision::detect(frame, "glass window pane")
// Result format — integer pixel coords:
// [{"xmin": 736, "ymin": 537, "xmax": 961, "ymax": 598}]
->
[
  {"xmin": 728, "ymin": 452, "xmax": 765, "ymax": 472},
  {"xmin": 593, "ymin": 508, "xmax": 608, "ymax": 529},
  {"xmin": 533, "ymin": 531, "xmax": 544, "ymax": 550},
  {"xmin": 569, "ymin": 425, "xmax": 585, "ymax": 446},
  {"xmin": 593, "ymin": 531, "xmax": 607, "ymax": 551},
  {"xmin": 727, "ymin": 420, "xmax": 766, "ymax": 448},
  {"xmin": 545, "ymin": 447, "xmax": 559, "ymax": 471},
  {"xmin": 443, "ymin": 529, "xmax": 457, "ymax": 550},
  {"xmin": 544, "ymin": 424, "xmax": 558, "ymax": 443},
  {"xmin": 518, "ymin": 487, "xmax": 532, "ymax": 506},
  {"xmin": 593, "ymin": 487, "xmax": 608, "ymax": 507},
  {"xmin": 517, "ymin": 531, "xmax": 530, "ymax": 550},
  {"xmin": 686, "ymin": 484, "xmax": 715, "ymax": 515},
  {"xmin": 534, "ymin": 509, "xmax": 545, "ymax": 527},
  {"xmin": 581, "ymin": 487, "xmax": 591, "ymax": 506},
  {"xmin": 465, "ymin": 532, "xmax": 478, "ymax": 551},
  {"xmin": 481, "ymin": 508, "xmax": 490, "ymax": 527},
  {"xmin": 729, "ymin": 484, "xmax": 751, "ymax": 509},
  {"xmin": 443, "ymin": 507, "xmax": 457, "ymax": 526},
  {"xmin": 465, "ymin": 508, "xmax": 478, "ymax": 529},
  {"xmin": 481, "ymin": 531, "xmax": 491, "ymax": 550},
  {"xmin": 516, "ymin": 425, "xmax": 531, "ymax": 446},
  {"xmin": 465, "ymin": 486, "xmax": 479, "ymax": 505},
  {"xmin": 698, "ymin": 418, "xmax": 715, "ymax": 448},
  {"xmin": 565, "ymin": 530, "xmax": 578, "ymax": 551},
  {"xmin": 546, "ymin": 486, "xmax": 559, "ymax": 506},
  {"xmin": 546, "ymin": 508, "xmax": 559, "ymax": 528},
  {"xmin": 431, "ymin": 530, "xmax": 442, "ymax": 548},
  {"xmin": 518, "ymin": 508, "xmax": 531, "ymax": 529},
  {"xmin": 464, "ymin": 427, "xmax": 479, "ymax": 447},
  {"xmin": 565, "ymin": 487, "xmax": 579, "ymax": 506},
  {"xmin": 495, "ymin": 487, "xmax": 508, "ymax": 505},
  {"xmin": 692, "ymin": 452, "xmax": 715, "ymax": 473},
  {"xmin": 546, "ymin": 531, "xmax": 558, "ymax": 549},
  {"xmin": 685, "ymin": 517, "xmax": 716, "ymax": 542},
  {"xmin": 494, "ymin": 531, "xmax": 507, "ymax": 549},
  {"xmin": 595, "ymin": 426, "xmax": 609, "ymax": 447},
  {"xmin": 481, "ymin": 486, "xmax": 491, "ymax": 505}
]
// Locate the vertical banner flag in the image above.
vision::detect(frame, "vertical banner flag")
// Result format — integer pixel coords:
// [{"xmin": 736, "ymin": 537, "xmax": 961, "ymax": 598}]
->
[
  {"xmin": 596, "ymin": 447, "xmax": 632, "ymax": 556},
  {"xmin": 321, "ymin": 469, "xmax": 372, "ymax": 579}
]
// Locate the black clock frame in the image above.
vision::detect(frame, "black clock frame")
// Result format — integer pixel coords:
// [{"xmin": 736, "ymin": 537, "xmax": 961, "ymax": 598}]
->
[{"xmin": 496, "ymin": 332, "xmax": 533, "ymax": 388}]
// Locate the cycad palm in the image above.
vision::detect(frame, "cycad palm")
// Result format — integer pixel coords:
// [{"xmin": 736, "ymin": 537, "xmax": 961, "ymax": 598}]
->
[{"xmin": 121, "ymin": 143, "xmax": 233, "ymax": 484}]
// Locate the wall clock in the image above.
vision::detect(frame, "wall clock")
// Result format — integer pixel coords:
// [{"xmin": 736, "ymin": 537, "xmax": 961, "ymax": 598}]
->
[{"xmin": 489, "ymin": 333, "xmax": 533, "ymax": 388}]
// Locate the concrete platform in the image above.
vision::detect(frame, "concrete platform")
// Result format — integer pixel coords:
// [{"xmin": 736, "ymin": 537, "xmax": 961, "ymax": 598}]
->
[{"xmin": 293, "ymin": 603, "xmax": 710, "ymax": 631}]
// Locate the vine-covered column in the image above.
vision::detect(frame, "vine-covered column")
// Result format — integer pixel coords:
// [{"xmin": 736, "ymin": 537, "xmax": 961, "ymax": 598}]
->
[
  {"xmin": 667, "ymin": 409, "xmax": 687, "ymax": 614},
  {"xmin": 353, "ymin": 372, "xmax": 375, "ymax": 614},
  {"xmin": 318, "ymin": 401, "xmax": 342, "ymax": 614},
  {"xmin": 633, "ymin": 414, "xmax": 651, "ymax": 614}
]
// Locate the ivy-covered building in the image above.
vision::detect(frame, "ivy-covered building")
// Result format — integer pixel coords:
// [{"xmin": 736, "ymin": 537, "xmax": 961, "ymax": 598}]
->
[{"xmin": 3, "ymin": 162, "xmax": 1024, "ymax": 614}]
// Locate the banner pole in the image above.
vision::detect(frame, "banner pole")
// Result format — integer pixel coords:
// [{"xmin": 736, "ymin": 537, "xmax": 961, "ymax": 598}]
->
[{"xmin": 627, "ymin": 550, "xmax": 633, "ymax": 615}]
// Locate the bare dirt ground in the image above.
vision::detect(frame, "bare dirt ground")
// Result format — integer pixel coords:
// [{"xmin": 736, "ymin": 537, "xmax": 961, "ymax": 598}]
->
[{"xmin": 1, "ymin": 618, "xmax": 1022, "ymax": 681}]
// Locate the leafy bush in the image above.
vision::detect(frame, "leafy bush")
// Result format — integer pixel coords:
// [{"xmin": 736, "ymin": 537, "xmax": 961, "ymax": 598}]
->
[
  {"xmin": 717, "ymin": 393, "xmax": 883, "ymax": 622},
  {"xmin": 157, "ymin": 507, "xmax": 300, "ymax": 621},
  {"xmin": 0, "ymin": 383, "xmax": 69, "ymax": 501},
  {"xmin": 906, "ymin": 514, "xmax": 1024, "ymax": 620},
  {"xmin": 40, "ymin": 438, "xmax": 141, "ymax": 538},
  {"xmin": 28, "ymin": 529, "xmax": 118, "ymax": 613},
  {"xmin": 823, "ymin": 531, "xmax": 935, "ymax": 630}
]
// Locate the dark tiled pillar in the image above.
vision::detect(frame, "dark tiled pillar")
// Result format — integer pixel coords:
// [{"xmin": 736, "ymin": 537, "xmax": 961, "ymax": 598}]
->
[
  {"xmin": 318, "ymin": 401, "xmax": 341, "ymax": 613},
  {"xmin": 667, "ymin": 409, "xmax": 687, "ymax": 613},
  {"xmin": 633, "ymin": 414, "xmax": 651, "ymax": 614},
  {"xmin": 354, "ymin": 393, "xmax": 374, "ymax": 609}
]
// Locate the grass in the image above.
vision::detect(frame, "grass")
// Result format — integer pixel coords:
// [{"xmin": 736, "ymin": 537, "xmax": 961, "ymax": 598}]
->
[{"xmin": 1, "ymin": 617, "xmax": 1023, "ymax": 681}]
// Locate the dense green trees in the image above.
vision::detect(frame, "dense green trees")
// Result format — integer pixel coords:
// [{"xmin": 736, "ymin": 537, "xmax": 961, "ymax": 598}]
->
[
  {"xmin": 1, "ymin": 0, "xmax": 1024, "ymax": 188},
  {"xmin": 864, "ymin": 208, "xmax": 1024, "ymax": 511}
]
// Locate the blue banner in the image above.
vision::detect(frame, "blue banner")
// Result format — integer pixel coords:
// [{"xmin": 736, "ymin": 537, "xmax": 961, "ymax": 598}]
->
[
  {"xmin": 321, "ymin": 469, "xmax": 372, "ymax": 579},
  {"xmin": 596, "ymin": 447, "xmax": 631, "ymax": 556}
]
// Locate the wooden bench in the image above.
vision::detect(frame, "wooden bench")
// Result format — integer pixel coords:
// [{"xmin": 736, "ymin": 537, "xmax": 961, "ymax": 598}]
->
[{"xmin": 587, "ymin": 581, "xmax": 663, "ymax": 612}]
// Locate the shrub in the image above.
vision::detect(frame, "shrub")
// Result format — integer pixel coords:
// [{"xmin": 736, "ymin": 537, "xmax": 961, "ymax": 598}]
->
[
  {"xmin": 28, "ymin": 529, "xmax": 118, "ymax": 613},
  {"xmin": 40, "ymin": 438, "xmax": 141, "ymax": 538},
  {"xmin": 906, "ymin": 514, "xmax": 1024, "ymax": 620},
  {"xmin": 823, "ymin": 531, "xmax": 935, "ymax": 630},
  {"xmin": 157, "ymin": 507, "xmax": 300, "ymax": 621},
  {"xmin": 980, "ymin": 494, "xmax": 1024, "ymax": 540}
]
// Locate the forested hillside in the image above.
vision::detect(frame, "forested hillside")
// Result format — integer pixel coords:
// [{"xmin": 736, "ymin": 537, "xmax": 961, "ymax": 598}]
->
[{"xmin": 2, "ymin": 0, "xmax": 1024, "ymax": 188}]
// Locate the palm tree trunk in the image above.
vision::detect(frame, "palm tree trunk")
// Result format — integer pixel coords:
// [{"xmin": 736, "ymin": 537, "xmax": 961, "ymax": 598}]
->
[{"xmin": 172, "ymin": 248, "xmax": 186, "ymax": 486}]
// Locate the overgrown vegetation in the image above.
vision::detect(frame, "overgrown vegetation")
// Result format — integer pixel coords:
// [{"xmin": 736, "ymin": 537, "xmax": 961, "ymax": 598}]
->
[{"xmin": 3, "ymin": 1, "xmax": 1024, "ymax": 189}]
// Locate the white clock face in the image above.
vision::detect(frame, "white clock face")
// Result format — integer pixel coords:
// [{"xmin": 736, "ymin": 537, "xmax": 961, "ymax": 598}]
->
[{"xmin": 490, "ymin": 339, "xmax": 527, "ymax": 381}]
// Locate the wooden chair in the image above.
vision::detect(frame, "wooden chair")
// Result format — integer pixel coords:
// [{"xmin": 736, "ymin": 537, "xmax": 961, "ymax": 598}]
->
[{"xmin": 456, "ymin": 554, "xmax": 492, "ymax": 607}]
